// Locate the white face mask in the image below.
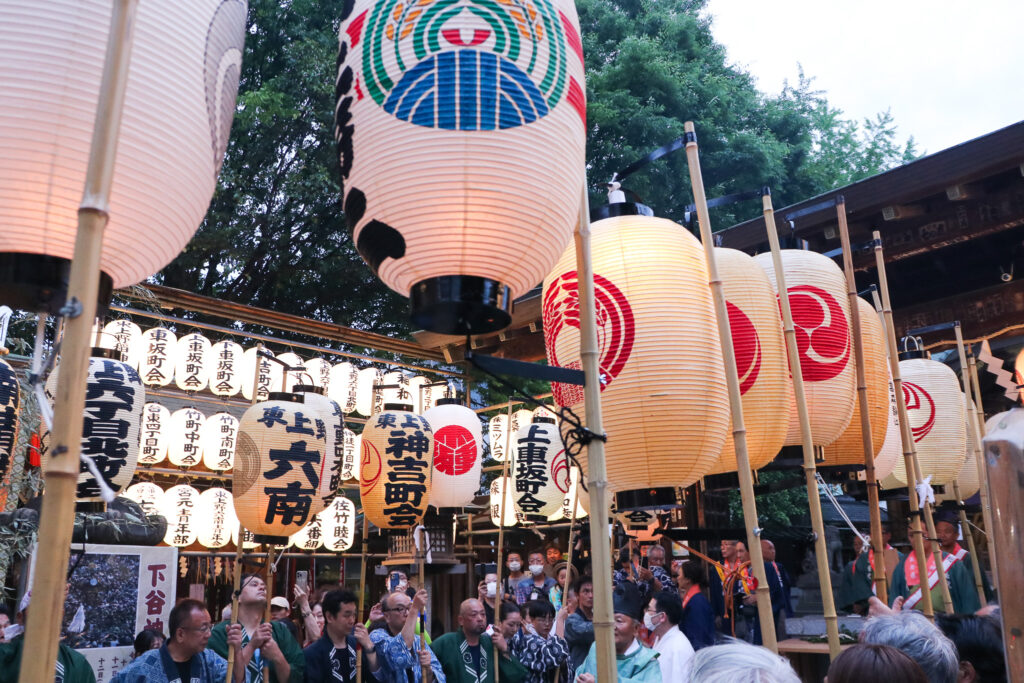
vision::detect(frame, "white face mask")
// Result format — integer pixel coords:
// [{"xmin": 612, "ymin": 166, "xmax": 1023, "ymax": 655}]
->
[
  {"xmin": 486, "ymin": 581, "xmax": 497, "ymax": 598},
  {"xmin": 398, "ymin": 580, "xmax": 408, "ymax": 589},
  {"xmin": 509, "ymin": 561, "xmax": 522, "ymax": 572},
  {"xmin": 529, "ymin": 564, "xmax": 545, "ymax": 576},
  {"xmin": 643, "ymin": 612, "xmax": 661, "ymax": 631}
]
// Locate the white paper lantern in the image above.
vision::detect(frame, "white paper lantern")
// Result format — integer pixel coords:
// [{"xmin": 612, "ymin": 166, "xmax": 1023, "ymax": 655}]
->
[
  {"xmin": 532, "ymin": 405, "xmax": 558, "ymax": 423},
  {"xmin": 277, "ymin": 352, "xmax": 306, "ymax": 391},
  {"xmin": 290, "ymin": 514, "xmax": 325, "ymax": 551},
  {"xmin": 355, "ymin": 367, "xmax": 384, "ymax": 416},
  {"xmin": 123, "ymin": 481, "xmax": 164, "ymax": 516},
  {"xmin": 167, "ymin": 407, "xmax": 205, "ymax": 468},
  {"xmin": 196, "ymin": 487, "xmax": 236, "ymax": 548},
  {"xmin": 162, "ymin": 484, "xmax": 200, "ymax": 547},
  {"xmin": 561, "ymin": 466, "xmax": 589, "ymax": 520},
  {"xmin": 305, "ymin": 357, "xmax": 333, "ymax": 391},
  {"xmin": 231, "ymin": 526, "xmax": 260, "ymax": 550},
  {"xmin": 341, "ymin": 430, "xmax": 360, "ymax": 481},
  {"xmin": 322, "ymin": 496, "xmax": 357, "ymax": 552},
  {"xmin": 424, "ymin": 401, "xmax": 483, "ymax": 508},
  {"xmin": 328, "ymin": 361, "xmax": 359, "ymax": 413},
  {"xmin": 139, "ymin": 327, "xmax": 177, "ymax": 387},
  {"xmin": 241, "ymin": 346, "xmax": 283, "ymax": 401},
  {"xmin": 512, "ymin": 419, "xmax": 567, "ymax": 521},
  {"xmin": 292, "ymin": 386, "xmax": 346, "ymax": 508},
  {"xmin": 409, "ymin": 376, "xmax": 430, "ymax": 413},
  {"xmin": 336, "ymin": 0, "xmax": 587, "ymax": 334},
  {"xmin": 490, "ymin": 475, "xmax": 520, "ymax": 527},
  {"xmin": 0, "ymin": 358, "xmax": 20, "ymax": 498},
  {"xmin": 101, "ymin": 320, "xmax": 142, "ymax": 368},
  {"xmin": 137, "ymin": 402, "xmax": 170, "ymax": 466},
  {"xmin": 174, "ymin": 332, "xmax": 212, "ymax": 392},
  {"xmin": 381, "ymin": 370, "xmax": 413, "ymax": 406},
  {"xmin": 208, "ymin": 340, "xmax": 244, "ymax": 397},
  {"xmin": 873, "ymin": 369, "xmax": 903, "ymax": 483},
  {"xmin": 201, "ymin": 411, "xmax": 239, "ymax": 471},
  {"xmin": 510, "ymin": 409, "xmax": 533, "ymax": 435},
  {"xmin": 489, "ymin": 414, "xmax": 510, "ymax": 462}
]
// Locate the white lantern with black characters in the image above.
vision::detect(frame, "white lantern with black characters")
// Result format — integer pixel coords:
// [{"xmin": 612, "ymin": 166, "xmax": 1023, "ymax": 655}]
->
[
  {"xmin": 196, "ymin": 487, "xmax": 235, "ymax": 549},
  {"xmin": 175, "ymin": 332, "xmax": 211, "ymax": 392},
  {"xmin": 123, "ymin": 481, "xmax": 164, "ymax": 516},
  {"xmin": 305, "ymin": 357, "xmax": 333, "ymax": 391},
  {"xmin": 0, "ymin": 358, "xmax": 20, "ymax": 488},
  {"xmin": 512, "ymin": 417, "xmax": 567, "ymax": 521},
  {"xmin": 162, "ymin": 484, "xmax": 200, "ymax": 547},
  {"xmin": 202, "ymin": 412, "xmax": 239, "ymax": 471},
  {"xmin": 139, "ymin": 327, "xmax": 177, "ymax": 387},
  {"xmin": 101, "ymin": 320, "xmax": 142, "ymax": 368},
  {"xmin": 489, "ymin": 414, "xmax": 510, "ymax": 462},
  {"xmin": 290, "ymin": 514, "xmax": 324, "ymax": 551},
  {"xmin": 341, "ymin": 429, "xmax": 359, "ymax": 481},
  {"xmin": 322, "ymin": 495, "xmax": 356, "ymax": 551},
  {"xmin": 168, "ymin": 407, "xmax": 205, "ymax": 468},
  {"xmin": 277, "ymin": 352, "xmax": 306, "ymax": 390},
  {"xmin": 328, "ymin": 362, "xmax": 358, "ymax": 413},
  {"xmin": 137, "ymin": 402, "xmax": 170, "ymax": 466},
  {"xmin": 355, "ymin": 367, "xmax": 385, "ymax": 416},
  {"xmin": 292, "ymin": 385, "xmax": 345, "ymax": 507},
  {"xmin": 241, "ymin": 346, "xmax": 282, "ymax": 401},
  {"xmin": 209, "ymin": 339, "xmax": 244, "ymax": 397}
]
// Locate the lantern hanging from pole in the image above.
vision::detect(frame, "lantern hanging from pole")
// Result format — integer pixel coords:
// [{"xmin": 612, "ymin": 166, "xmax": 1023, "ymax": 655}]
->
[
  {"xmin": 232, "ymin": 526, "xmax": 260, "ymax": 551},
  {"xmin": 532, "ymin": 405, "xmax": 558, "ymax": 423},
  {"xmin": 241, "ymin": 346, "xmax": 282, "ymax": 402},
  {"xmin": 208, "ymin": 339, "xmax": 244, "ymax": 397},
  {"xmin": 563, "ymin": 466, "xmax": 589, "ymax": 520},
  {"xmin": 138, "ymin": 402, "xmax": 170, "ymax": 466},
  {"xmin": 707, "ymin": 247, "xmax": 790, "ymax": 475},
  {"xmin": 872, "ymin": 369, "xmax": 902, "ymax": 483},
  {"xmin": 543, "ymin": 211, "xmax": 730, "ymax": 506},
  {"xmin": 360, "ymin": 404, "xmax": 433, "ymax": 529},
  {"xmin": 290, "ymin": 513, "xmax": 324, "ymax": 551},
  {"xmin": 101, "ymin": 320, "xmax": 142, "ymax": 368},
  {"xmin": 234, "ymin": 392, "xmax": 329, "ymax": 542},
  {"xmin": 167, "ymin": 407, "xmax": 205, "ymax": 468},
  {"xmin": 278, "ymin": 352, "xmax": 306, "ymax": 391},
  {"xmin": 139, "ymin": 327, "xmax": 177, "ymax": 388},
  {"xmin": 305, "ymin": 358, "xmax": 333, "ymax": 392},
  {"xmin": 174, "ymin": 332, "xmax": 211, "ymax": 392},
  {"xmin": 490, "ymin": 475, "xmax": 520, "ymax": 527},
  {"xmin": 328, "ymin": 361, "xmax": 359, "ymax": 413},
  {"xmin": 409, "ymin": 376, "xmax": 430, "ymax": 413},
  {"xmin": 0, "ymin": 358, "xmax": 20, "ymax": 492},
  {"xmin": 0, "ymin": 0, "xmax": 247, "ymax": 313},
  {"xmin": 196, "ymin": 487, "xmax": 235, "ymax": 549},
  {"xmin": 162, "ymin": 484, "xmax": 200, "ymax": 547},
  {"xmin": 201, "ymin": 411, "xmax": 239, "ymax": 471},
  {"xmin": 616, "ymin": 508, "xmax": 661, "ymax": 541},
  {"xmin": 424, "ymin": 399, "xmax": 482, "ymax": 509},
  {"xmin": 512, "ymin": 417, "xmax": 567, "ymax": 521},
  {"xmin": 335, "ymin": 0, "xmax": 587, "ymax": 335},
  {"xmin": 291, "ymin": 385, "xmax": 346, "ymax": 508},
  {"xmin": 510, "ymin": 409, "xmax": 533, "ymax": 436},
  {"xmin": 355, "ymin": 367, "xmax": 384, "ymax": 417},
  {"xmin": 322, "ymin": 495, "xmax": 356, "ymax": 552},
  {"xmin": 341, "ymin": 428, "xmax": 360, "ymax": 481},
  {"xmin": 123, "ymin": 481, "xmax": 164, "ymax": 517},
  {"xmin": 754, "ymin": 249, "xmax": 855, "ymax": 447},
  {"xmin": 938, "ymin": 399, "xmax": 981, "ymax": 502},
  {"xmin": 488, "ymin": 414, "xmax": 510, "ymax": 462},
  {"xmin": 381, "ymin": 371, "xmax": 413, "ymax": 406},
  {"xmin": 821, "ymin": 297, "xmax": 890, "ymax": 468}
]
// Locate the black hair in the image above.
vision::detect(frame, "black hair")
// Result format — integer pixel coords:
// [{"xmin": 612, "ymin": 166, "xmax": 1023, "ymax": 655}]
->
[
  {"xmin": 321, "ymin": 589, "xmax": 358, "ymax": 618},
  {"xmin": 936, "ymin": 613, "xmax": 1006, "ymax": 683},
  {"xmin": 651, "ymin": 591, "xmax": 683, "ymax": 626},
  {"xmin": 573, "ymin": 575, "xmax": 594, "ymax": 594},
  {"xmin": 169, "ymin": 599, "xmax": 208, "ymax": 638},
  {"xmin": 680, "ymin": 560, "xmax": 707, "ymax": 588},
  {"xmin": 527, "ymin": 549, "xmax": 546, "ymax": 561},
  {"xmin": 526, "ymin": 599, "xmax": 556, "ymax": 620},
  {"xmin": 132, "ymin": 629, "xmax": 165, "ymax": 657},
  {"xmin": 498, "ymin": 601, "xmax": 520, "ymax": 622}
]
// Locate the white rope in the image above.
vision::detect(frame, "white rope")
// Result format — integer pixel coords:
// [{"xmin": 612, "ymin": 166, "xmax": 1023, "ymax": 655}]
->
[
  {"xmin": 413, "ymin": 524, "xmax": 432, "ymax": 564},
  {"xmin": 816, "ymin": 474, "xmax": 867, "ymax": 545},
  {"xmin": 915, "ymin": 475, "xmax": 935, "ymax": 509}
]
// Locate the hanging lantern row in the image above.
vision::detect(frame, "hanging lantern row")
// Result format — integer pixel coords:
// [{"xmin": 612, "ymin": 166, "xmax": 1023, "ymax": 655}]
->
[{"xmin": 0, "ymin": 357, "xmax": 20, "ymax": 509}]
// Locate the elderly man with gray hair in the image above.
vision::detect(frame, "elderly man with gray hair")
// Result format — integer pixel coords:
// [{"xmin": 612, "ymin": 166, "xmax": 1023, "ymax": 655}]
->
[
  {"xmin": 860, "ymin": 610, "xmax": 959, "ymax": 683},
  {"xmin": 687, "ymin": 640, "xmax": 799, "ymax": 683}
]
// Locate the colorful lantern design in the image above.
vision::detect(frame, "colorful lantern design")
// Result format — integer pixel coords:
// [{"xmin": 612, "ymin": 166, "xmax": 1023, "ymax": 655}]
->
[
  {"xmin": 196, "ymin": 487, "xmax": 235, "ymax": 548},
  {"xmin": 360, "ymin": 406, "xmax": 433, "ymax": 529},
  {"xmin": 543, "ymin": 214, "xmax": 730, "ymax": 495},
  {"xmin": 162, "ymin": 484, "xmax": 200, "ymax": 547},
  {"xmin": 175, "ymin": 332, "xmax": 211, "ymax": 392},
  {"xmin": 512, "ymin": 418, "xmax": 567, "ymax": 521},
  {"xmin": 138, "ymin": 402, "xmax": 170, "ymax": 466},
  {"xmin": 304, "ymin": 357, "xmax": 333, "ymax": 391},
  {"xmin": 167, "ymin": 407, "xmax": 206, "ymax": 468},
  {"xmin": 754, "ymin": 249, "xmax": 855, "ymax": 447},
  {"xmin": 0, "ymin": 358, "xmax": 20, "ymax": 492},
  {"xmin": 322, "ymin": 495, "xmax": 357, "ymax": 552},
  {"xmin": 139, "ymin": 327, "xmax": 177, "ymax": 387},
  {"xmin": 101, "ymin": 320, "xmax": 142, "ymax": 368},
  {"xmin": 424, "ymin": 400, "xmax": 482, "ymax": 509},
  {"xmin": 708, "ymin": 248, "xmax": 790, "ymax": 475},
  {"xmin": 355, "ymin": 367, "xmax": 385, "ymax": 416},
  {"xmin": 201, "ymin": 412, "xmax": 239, "ymax": 471},
  {"xmin": 335, "ymin": 0, "xmax": 587, "ymax": 334},
  {"xmin": 292, "ymin": 386, "xmax": 346, "ymax": 507},
  {"xmin": 290, "ymin": 514, "xmax": 324, "ymax": 551},
  {"xmin": 328, "ymin": 362, "xmax": 359, "ymax": 413},
  {"xmin": 123, "ymin": 481, "xmax": 164, "ymax": 516},
  {"xmin": 241, "ymin": 346, "xmax": 282, "ymax": 401},
  {"xmin": 488, "ymin": 414, "xmax": 510, "ymax": 462},
  {"xmin": 234, "ymin": 393, "xmax": 329, "ymax": 541},
  {"xmin": 821, "ymin": 297, "xmax": 890, "ymax": 468},
  {"xmin": 209, "ymin": 340, "xmax": 244, "ymax": 397},
  {"xmin": 341, "ymin": 429, "xmax": 360, "ymax": 481},
  {"xmin": 277, "ymin": 352, "xmax": 306, "ymax": 390},
  {"xmin": 490, "ymin": 475, "xmax": 520, "ymax": 527},
  {"xmin": 0, "ymin": 0, "xmax": 246, "ymax": 312}
]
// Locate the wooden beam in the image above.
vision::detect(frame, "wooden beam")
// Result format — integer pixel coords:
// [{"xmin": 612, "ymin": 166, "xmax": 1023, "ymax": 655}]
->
[
  {"xmin": 893, "ymin": 278, "xmax": 1024, "ymax": 343},
  {"xmin": 882, "ymin": 204, "xmax": 925, "ymax": 221}
]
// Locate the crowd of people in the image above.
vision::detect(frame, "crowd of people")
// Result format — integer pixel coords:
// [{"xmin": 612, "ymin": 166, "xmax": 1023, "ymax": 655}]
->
[{"xmin": 0, "ymin": 529, "xmax": 1009, "ymax": 682}]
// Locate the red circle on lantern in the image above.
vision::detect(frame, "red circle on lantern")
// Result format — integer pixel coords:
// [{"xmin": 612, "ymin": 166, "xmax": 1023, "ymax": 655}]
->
[
  {"xmin": 433, "ymin": 424, "xmax": 477, "ymax": 476},
  {"xmin": 727, "ymin": 301, "xmax": 762, "ymax": 395},
  {"xmin": 551, "ymin": 450, "xmax": 570, "ymax": 493},
  {"xmin": 360, "ymin": 439, "xmax": 383, "ymax": 493},
  {"xmin": 902, "ymin": 380, "xmax": 936, "ymax": 443},
  {"xmin": 786, "ymin": 285, "xmax": 850, "ymax": 382}
]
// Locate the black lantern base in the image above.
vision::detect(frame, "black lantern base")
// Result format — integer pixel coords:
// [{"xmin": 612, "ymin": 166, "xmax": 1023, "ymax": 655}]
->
[
  {"xmin": 251, "ymin": 533, "xmax": 291, "ymax": 545},
  {"xmin": 0, "ymin": 253, "xmax": 113, "ymax": 315},
  {"xmin": 615, "ymin": 487, "xmax": 678, "ymax": 511},
  {"xmin": 410, "ymin": 276, "xmax": 512, "ymax": 335}
]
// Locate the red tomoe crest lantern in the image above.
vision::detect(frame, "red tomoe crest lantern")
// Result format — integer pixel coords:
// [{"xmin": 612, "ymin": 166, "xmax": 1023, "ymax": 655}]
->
[
  {"xmin": 788, "ymin": 285, "xmax": 851, "ymax": 381},
  {"xmin": 727, "ymin": 302, "xmax": 761, "ymax": 395},
  {"xmin": 424, "ymin": 400, "xmax": 481, "ymax": 509},
  {"xmin": 902, "ymin": 381, "xmax": 936, "ymax": 443}
]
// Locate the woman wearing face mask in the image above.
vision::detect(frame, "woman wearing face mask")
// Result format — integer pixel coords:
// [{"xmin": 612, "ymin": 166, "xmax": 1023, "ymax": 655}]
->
[
  {"xmin": 515, "ymin": 551, "xmax": 557, "ymax": 605},
  {"xmin": 645, "ymin": 591, "xmax": 695, "ymax": 681},
  {"xmin": 504, "ymin": 552, "xmax": 526, "ymax": 601},
  {"xmin": 478, "ymin": 573, "xmax": 499, "ymax": 625}
]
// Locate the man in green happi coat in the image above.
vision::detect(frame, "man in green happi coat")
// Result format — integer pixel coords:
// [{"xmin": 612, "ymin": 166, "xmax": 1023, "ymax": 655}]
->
[{"xmin": 432, "ymin": 598, "xmax": 527, "ymax": 683}]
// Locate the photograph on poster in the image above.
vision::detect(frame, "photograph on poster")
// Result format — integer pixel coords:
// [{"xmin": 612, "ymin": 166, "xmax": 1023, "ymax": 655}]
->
[{"xmin": 62, "ymin": 553, "xmax": 140, "ymax": 649}]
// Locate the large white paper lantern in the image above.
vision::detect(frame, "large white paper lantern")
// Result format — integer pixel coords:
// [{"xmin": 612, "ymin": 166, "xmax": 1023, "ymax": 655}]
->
[
  {"xmin": 381, "ymin": 371, "xmax": 413, "ymax": 406},
  {"xmin": 328, "ymin": 362, "xmax": 359, "ymax": 413},
  {"xmin": 557, "ymin": 466, "xmax": 589, "ymax": 520},
  {"xmin": 0, "ymin": 0, "xmax": 247, "ymax": 311},
  {"xmin": 175, "ymin": 332, "xmax": 212, "ymax": 392},
  {"xmin": 196, "ymin": 487, "xmax": 236, "ymax": 548},
  {"xmin": 543, "ymin": 213, "xmax": 730, "ymax": 503},
  {"xmin": 277, "ymin": 352, "xmax": 306, "ymax": 391},
  {"xmin": 162, "ymin": 484, "xmax": 200, "ymax": 547},
  {"xmin": 489, "ymin": 414, "xmax": 511, "ymax": 462},
  {"xmin": 209, "ymin": 340, "xmax": 244, "ymax": 397},
  {"xmin": 100, "ymin": 320, "xmax": 142, "ymax": 368},
  {"xmin": 305, "ymin": 357, "xmax": 333, "ymax": 391},
  {"xmin": 0, "ymin": 359, "xmax": 20, "ymax": 496},
  {"xmin": 139, "ymin": 327, "xmax": 177, "ymax": 387},
  {"xmin": 409, "ymin": 376, "xmax": 430, "ymax": 413},
  {"xmin": 341, "ymin": 429, "xmax": 360, "ymax": 481},
  {"xmin": 754, "ymin": 249, "xmax": 856, "ymax": 447},
  {"xmin": 336, "ymin": 0, "xmax": 587, "ymax": 334},
  {"xmin": 123, "ymin": 481, "xmax": 164, "ymax": 517},
  {"xmin": 137, "ymin": 402, "xmax": 170, "ymax": 466},
  {"xmin": 292, "ymin": 385, "xmax": 346, "ymax": 508},
  {"xmin": 241, "ymin": 346, "xmax": 282, "ymax": 401},
  {"xmin": 202, "ymin": 412, "xmax": 239, "ymax": 471},
  {"xmin": 290, "ymin": 514, "xmax": 324, "ymax": 551},
  {"xmin": 424, "ymin": 400, "xmax": 483, "ymax": 509},
  {"xmin": 167, "ymin": 407, "xmax": 206, "ymax": 468},
  {"xmin": 355, "ymin": 367, "xmax": 384, "ymax": 416},
  {"xmin": 490, "ymin": 475, "xmax": 520, "ymax": 527},
  {"xmin": 512, "ymin": 418, "xmax": 567, "ymax": 521},
  {"xmin": 360, "ymin": 406, "xmax": 434, "ymax": 529},
  {"xmin": 322, "ymin": 496, "xmax": 357, "ymax": 552}
]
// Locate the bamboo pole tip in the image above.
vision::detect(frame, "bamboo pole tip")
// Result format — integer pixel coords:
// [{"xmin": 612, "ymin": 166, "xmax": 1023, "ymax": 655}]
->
[{"xmin": 684, "ymin": 121, "xmax": 695, "ymax": 133}]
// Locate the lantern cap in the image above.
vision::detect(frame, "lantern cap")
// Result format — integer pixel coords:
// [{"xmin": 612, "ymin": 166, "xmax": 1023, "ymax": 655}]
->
[
  {"xmin": 592, "ymin": 201, "xmax": 654, "ymax": 221},
  {"xmin": 90, "ymin": 347, "xmax": 125, "ymax": 362},
  {"xmin": 435, "ymin": 397, "xmax": 462, "ymax": 406},
  {"xmin": 410, "ymin": 276, "xmax": 512, "ymax": 335},
  {"xmin": 383, "ymin": 402, "xmax": 414, "ymax": 412},
  {"xmin": 267, "ymin": 391, "xmax": 304, "ymax": 403},
  {"xmin": 614, "ymin": 488, "xmax": 678, "ymax": 512},
  {"xmin": 778, "ymin": 237, "xmax": 809, "ymax": 250},
  {"xmin": 532, "ymin": 415, "xmax": 557, "ymax": 425},
  {"xmin": 291, "ymin": 384, "xmax": 325, "ymax": 395},
  {"xmin": 0, "ymin": 253, "xmax": 113, "ymax": 316},
  {"xmin": 251, "ymin": 533, "xmax": 290, "ymax": 545}
]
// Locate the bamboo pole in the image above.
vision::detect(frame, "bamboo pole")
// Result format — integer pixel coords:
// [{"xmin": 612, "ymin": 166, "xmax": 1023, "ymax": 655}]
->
[
  {"xmin": 552, "ymin": 479, "xmax": 580, "ymax": 683},
  {"xmin": 952, "ymin": 481, "xmax": 987, "ymax": 607},
  {"xmin": 357, "ymin": 515, "xmax": 368, "ymax": 683},
  {"xmin": 682, "ymin": 122, "xmax": 776, "ymax": 652},
  {"xmin": 760, "ymin": 191, "xmax": 840, "ymax": 659},
  {"xmin": 967, "ymin": 355, "xmax": 998, "ymax": 585},
  {"xmin": 835, "ymin": 200, "xmax": 888, "ymax": 604},
  {"xmin": 492, "ymin": 400, "xmax": 513, "ymax": 683},
  {"xmin": 871, "ymin": 232, "xmax": 936, "ymax": 618},
  {"xmin": 262, "ymin": 542, "xmax": 276, "ymax": 682},
  {"xmin": 19, "ymin": 2, "xmax": 140, "ymax": 680},
  {"xmin": 575, "ymin": 184, "xmax": 617, "ymax": 682}
]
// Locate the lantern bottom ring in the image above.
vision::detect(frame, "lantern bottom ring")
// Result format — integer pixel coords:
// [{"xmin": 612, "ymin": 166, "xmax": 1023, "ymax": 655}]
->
[
  {"xmin": 0, "ymin": 252, "xmax": 113, "ymax": 315},
  {"xmin": 410, "ymin": 275, "xmax": 512, "ymax": 335},
  {"xmin": 615, "ymin": 487, "xmax": 678, "ymax": 512},
  {"xmin": 251, "ymin": 533, "xmax": 291, "ymax": 545}
]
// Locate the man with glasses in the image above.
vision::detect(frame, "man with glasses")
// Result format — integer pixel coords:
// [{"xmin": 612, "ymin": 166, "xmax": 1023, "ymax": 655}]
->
[
  {"xmin": 112, "ymin": 598, "xmax": 246, "ymax": 682},
  {"xmin": 304, "ymin": 590, "xmax": 380, "ymax": 682},
  {"xmin": 431, "ymin": 598, "xmax": 527, "ymax": 682},
  {"xmin": 207, "ymin": 574, "xmax": 305, "ymax": 682},
  {"xmin": 369, "ymin": 589, "xmax": 444, "ymax": 682}
]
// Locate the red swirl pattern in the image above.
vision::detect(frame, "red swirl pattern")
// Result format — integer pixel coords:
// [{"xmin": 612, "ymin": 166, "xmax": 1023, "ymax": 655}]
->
[{"xmin": 787, "ymin": 285, "xmax": 850, "ymax": 382}]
